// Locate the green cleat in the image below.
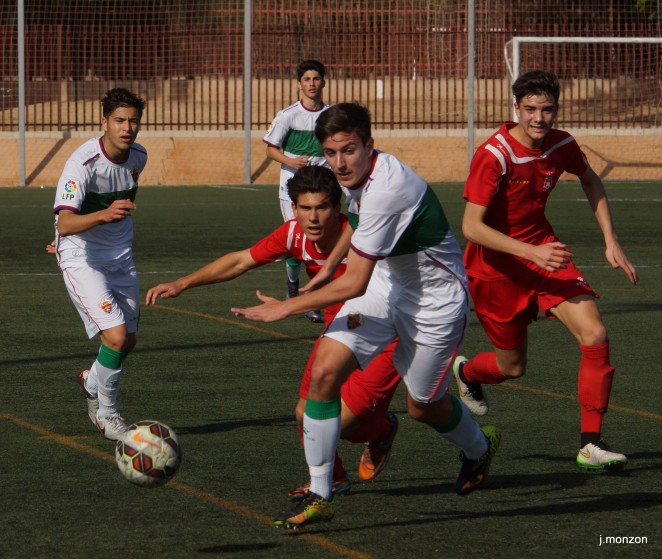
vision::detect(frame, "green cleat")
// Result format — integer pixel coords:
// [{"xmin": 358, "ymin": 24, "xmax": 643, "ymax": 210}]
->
[
  {"xmin": 455, "ymin": 425, "xmax": 501, "ymax": 496},
  {"xmin": 273, "ymin": 493, "xmax": 334, "ymax": 530}
]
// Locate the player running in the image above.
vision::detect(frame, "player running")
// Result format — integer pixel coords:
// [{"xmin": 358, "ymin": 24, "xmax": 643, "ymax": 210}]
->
[
  {"xmin": 53, "ymin": 88, "xmax": 148, "ymax": 441},
  {"xmin": 232, "ymin": 103, "xmax": 501, "ymax": 530},
  {"xmin": 454, "ymin": 70, "xmax": 637, "ymax": 472},
  {"xmin": 145, "ymin": 165, "xmax": 401, "ymax": 496}
]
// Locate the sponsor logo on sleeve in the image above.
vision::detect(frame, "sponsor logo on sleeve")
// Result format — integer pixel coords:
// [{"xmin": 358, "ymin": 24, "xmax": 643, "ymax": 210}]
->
[{"xmin": 61, "ymin": 179, "xmax": 78, "ymax": 201}]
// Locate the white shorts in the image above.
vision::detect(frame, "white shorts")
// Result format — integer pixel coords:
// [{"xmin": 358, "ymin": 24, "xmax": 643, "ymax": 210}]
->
[
  {"xmin": 324, "ymin": 262, "xmax": 469, "ymax": 404},
  {"xmin": 60, "ymin": 260, "xmax": 140, "ymax": 339},
  {"xmin": 280, "ymin": 197, "xmax": 295, "ymax": 221}
]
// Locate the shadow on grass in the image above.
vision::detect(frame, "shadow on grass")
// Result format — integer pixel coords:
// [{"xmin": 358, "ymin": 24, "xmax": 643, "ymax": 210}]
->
[
  {"xmin": 174, "ymin": 416, "xmax": 296, "ymax": 435},
  {"xmin": 199, "ymin": 542, "xmax": 281, "ymax": 554},
  {"xmin": 1, "ymin": 337, "xmax": 317, "ymax": 368},
  {"xmin": 299, "ymin": 491, "xmax": 661, "ymax": 536}
]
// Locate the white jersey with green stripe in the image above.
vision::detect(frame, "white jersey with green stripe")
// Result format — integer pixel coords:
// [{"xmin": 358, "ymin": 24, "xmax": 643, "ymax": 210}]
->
[
  {"xmin": 345, "ymin": 151, "xmax": 467, "ymax": 288},
  {"xmin": 53, "ymin": 136, "xmax": 148, "ymax": 269},
  {"xmin": 263, "ymin": 100, "xmax": 329, "ymax": 201}
]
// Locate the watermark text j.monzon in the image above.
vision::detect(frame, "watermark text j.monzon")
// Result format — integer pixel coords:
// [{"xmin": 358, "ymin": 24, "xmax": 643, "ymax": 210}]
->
[{"xmin": 599, "ymin": 535, "xmax": 648, "ymax": 546}]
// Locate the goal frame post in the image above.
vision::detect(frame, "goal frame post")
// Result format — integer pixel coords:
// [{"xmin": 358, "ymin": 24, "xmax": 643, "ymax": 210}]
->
[{"xmin": 504, "ymin": 36, "xmax": 662, "ymax": 122}]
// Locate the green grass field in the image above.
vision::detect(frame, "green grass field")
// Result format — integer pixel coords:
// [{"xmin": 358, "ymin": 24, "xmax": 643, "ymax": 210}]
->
[{"xmin": 1, "ymin": 182, "xmax": 660, "ymax": 558}]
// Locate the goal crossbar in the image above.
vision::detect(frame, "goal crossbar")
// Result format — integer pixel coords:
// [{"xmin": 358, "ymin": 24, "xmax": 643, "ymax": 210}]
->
[{"xmin": 505, "ymin": 36, "xmax": 662, "ymax": 81}]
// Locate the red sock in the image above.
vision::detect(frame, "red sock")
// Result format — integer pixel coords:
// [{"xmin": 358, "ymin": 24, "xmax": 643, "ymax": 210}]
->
[
  {"xmin": 342, "ymin": 414, "xmax": 391, "ymax": 444},
  {"xmin": 463, "ymin": 352, "xmax": 508, "ymax": 384},
  {"xmin": 578, "ymin": 342, "xmax": 614, "ymax": 434}
]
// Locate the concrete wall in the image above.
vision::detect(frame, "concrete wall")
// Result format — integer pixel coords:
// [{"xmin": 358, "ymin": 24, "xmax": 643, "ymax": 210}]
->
[{"xmin": 2, "ymin": 128, "xmax": 662, "ymax": 188}]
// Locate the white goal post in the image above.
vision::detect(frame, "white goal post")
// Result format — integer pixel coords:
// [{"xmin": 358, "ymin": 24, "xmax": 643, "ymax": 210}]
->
[{"xmin": 504, "ymin": 36, "xmax": 662, "ymax": 122}]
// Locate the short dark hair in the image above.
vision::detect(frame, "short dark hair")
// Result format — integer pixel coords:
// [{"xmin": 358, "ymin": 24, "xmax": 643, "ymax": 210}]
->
[
  {"xmin": 287, "ymin": 165, "xmax": 342, "ymax": 207},
  {"xmin": 314, "ymin": 102, "xmax": 372, "ymax": 146},
  {"xmin": 296, "ymin": 59, "xmax": 325, "ymax": 80},
  {"xmin": 102, "ymin": 88, "xmax": 146, "ymax": 119},
  {"xmin": 512, "ymin": 70, "xmax": 560, "ymax": 105}
]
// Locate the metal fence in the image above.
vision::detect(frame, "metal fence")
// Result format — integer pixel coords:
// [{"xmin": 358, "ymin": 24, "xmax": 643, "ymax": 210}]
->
[{"xmin": 1, "ymin": 0, "xmax": 660, "ymax": 131}]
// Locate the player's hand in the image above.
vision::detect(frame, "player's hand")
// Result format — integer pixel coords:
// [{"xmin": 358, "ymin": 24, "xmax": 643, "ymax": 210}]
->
[
  {"xmin": 605, "ymin": 242, "xmax": 638, "ymax": 285},
  {"xmin": 289, "ymin": 155, "xmax": 311, "ymax": 170},
  {"xmin": 145, "ymin": 282, "xmax": 183, "ymax": 305},
  {"xmin": 105, "ymin": 199, "xmax": 136, "ymax": 222},
  {"xmin": 529, "ymin": 242, "xmax": 572, "ymax": 272},
  {"xmin": 46, "ymin": 240, "xmax": 56, "ymax": 254},
  {"xmin": 230, "ymin": 290, "xmax": 289, "ymax": 322}
]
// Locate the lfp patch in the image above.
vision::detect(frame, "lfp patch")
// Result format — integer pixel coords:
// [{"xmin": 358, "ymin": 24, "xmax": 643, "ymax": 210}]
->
[{"xmin": 64, "ymin": 179, "xmax": 78, "ymax": 193}]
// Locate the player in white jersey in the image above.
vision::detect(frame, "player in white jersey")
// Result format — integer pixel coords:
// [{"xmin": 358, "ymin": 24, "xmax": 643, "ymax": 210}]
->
[
  {"xmin": 233, "ymin": 103, "xmax": 502, "ymax": 529},
  {"xmin": 53, "ymin": 88, "xmax": 148, "ymax": 442},
  {"xmin": 264, "ymin": 60, "xmax": 329, "ymax": 321}
]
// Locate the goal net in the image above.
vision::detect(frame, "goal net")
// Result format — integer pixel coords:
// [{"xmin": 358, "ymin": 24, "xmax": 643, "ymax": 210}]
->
[{"xmin": 504, "ymin": 37, "xmax": 662, "ymax": 127}]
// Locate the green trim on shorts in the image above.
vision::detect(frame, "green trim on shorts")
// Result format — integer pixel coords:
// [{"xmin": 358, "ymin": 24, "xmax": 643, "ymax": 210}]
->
[
  {"xmin": 305, "ymin": 398, "xmax": 341, "ymax": 420},
  {"xmin": 97, "ymin": 344, "xmax": 123, "ymax": 369},
  {"xmin": 286, "ymin": 256, "xmax": 301, "ymax": 268},
  {"xmin": 432, "ymin": 394, "xmax": 463, "ymax": 433}
]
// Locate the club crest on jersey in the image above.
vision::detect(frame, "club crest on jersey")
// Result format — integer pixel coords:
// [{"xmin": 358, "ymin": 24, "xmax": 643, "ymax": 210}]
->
[
  {"xmin": 131, "ymin": 167, "xmax": 140, "ymax": 184},
  {"xmin": 347, "ymin": 312, "xmax": 363, "ymax": 330},
  {"xmin": 543, "ymin": 172, "xmax": 554, "ymax": 191},
  {"xmin": 99, "ymin": 298, "xmax": 113, "ymax": 314}
]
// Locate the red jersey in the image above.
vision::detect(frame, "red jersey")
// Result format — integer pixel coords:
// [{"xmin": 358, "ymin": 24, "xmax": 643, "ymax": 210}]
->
[
  {"xmin": 463, "ymin": 122, "xmax": 588, "ymax": 280},
  {"xmin": 249, "ymin": 215, "xmax": 348, "ymax": 324}
]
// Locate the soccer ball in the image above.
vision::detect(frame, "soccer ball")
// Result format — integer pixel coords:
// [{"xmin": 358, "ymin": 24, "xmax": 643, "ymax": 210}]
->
[{"xmin": 115, "ymin": 420, "xmax": 182, "ymax": 488}]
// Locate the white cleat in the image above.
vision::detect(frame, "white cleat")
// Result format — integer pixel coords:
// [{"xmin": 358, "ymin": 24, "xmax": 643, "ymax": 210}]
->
[
  {"xmin": 453, "ymin": 356, "xmax": 489, "ymax": 416},
  {"xmin": 577, "ymin": 441, "xmax": 627, "ymax": 473},
  {"xmin": 95, "ymin": 412, "xmax": 129, "ymax": 442}
]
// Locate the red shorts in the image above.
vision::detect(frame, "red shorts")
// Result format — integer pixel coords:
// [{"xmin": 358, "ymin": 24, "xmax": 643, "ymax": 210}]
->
[
  {"xmin": 468, "ymin": 260, "xmax": 598, "ymax": 350},
  {"xmin": 298, "ymin": 337, "xmax": 401, "ymax": 420}
]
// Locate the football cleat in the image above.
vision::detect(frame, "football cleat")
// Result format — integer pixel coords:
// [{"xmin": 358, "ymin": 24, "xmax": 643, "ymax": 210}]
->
[
  {"xmin": 286, "ymin": 280, "xmax": 300, "ymax": 300},
  {"xmin": 453, "ymin": 356, "xmax": 489, "ymax": 416},
  {"xmin": 455, "ymin": 425, "xmax": 501, "ymax": 496},
  {"xmin": 95, "ymin": 412, "xmax": 129, "ymax": 442},
  {"xmin": 288, "ymin": 476, "xmax": 351, "ymax": 502},
  {"xmin": 358, "ymin": 412, "xmax": 399, "ymax": 481},
  {"xmin": 577, "ymin": 440, "xmax": 627, "ymax": 473},
  {"xmin": 78, "ymin": 369, "xmax": 99, "ymax": 426},
  {"xmin": 305, "ymin": 310, "xmax": 324, "ymax": 323},
  {"xmin": 273, "ymin": 492, "xmax": 334, "ymax": 530}
]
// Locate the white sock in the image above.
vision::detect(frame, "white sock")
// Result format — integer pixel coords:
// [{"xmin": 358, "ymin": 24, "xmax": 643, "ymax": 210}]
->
[
  {"xmin": 95, "ymin": 361, "xmax": 124, "ymax": 418},
  {"xmin": 85, "ymin": 363, "xmax": 99, "ymax": 395},
  {"xmin": 303, "ymin": 413, "xmax": 340, "ymax": 500},
  {"xmin": 286, "ymin": 263, "xmax": 301, "ymax": 283},
  {"xmin": 439, "ymin": 400, "xmax": 488, "ymax": 460}
]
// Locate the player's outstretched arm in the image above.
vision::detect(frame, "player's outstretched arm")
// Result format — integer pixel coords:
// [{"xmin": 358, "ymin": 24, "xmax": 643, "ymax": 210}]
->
[
  {"xmin": 232, "ymin": 250, "xmax": 375, "ymax": 322},
  {"xmin": 300, "ymin": 223, "xmax": 353, "ymax": 293},
  {"xmin": 145, "ymin": 249, "xmax": 258, "ymax": 305}
]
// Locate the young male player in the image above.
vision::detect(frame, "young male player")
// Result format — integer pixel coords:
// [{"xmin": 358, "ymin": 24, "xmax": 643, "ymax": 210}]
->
[
  {"xmin": 232, "ymin": 103, "xmax": 501, "ymax": 529},
  {"xmin": 264, "ymin": 59, "xmax": 329, "ymax": 322},
  {"xmin": 454, "ymin": 70, "xmax": 638, "ymax": 472},
  {"xmin": 53, "ymin": 88, "xmax": 148, "ymax": 441},
  {"xmin": 145, "ymin": 165, "xmax": 401, "ymax": 497}
]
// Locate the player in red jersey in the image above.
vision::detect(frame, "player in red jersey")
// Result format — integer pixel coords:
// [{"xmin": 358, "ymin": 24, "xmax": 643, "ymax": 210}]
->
[
  {"xmin": 454, "ymin": 70, "xmax": 638, "ymax": 472},
  {"xmin": 145, "ymin": 165, "xmax": 400, "ymax": 496}
]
